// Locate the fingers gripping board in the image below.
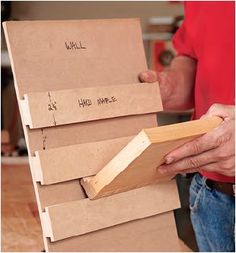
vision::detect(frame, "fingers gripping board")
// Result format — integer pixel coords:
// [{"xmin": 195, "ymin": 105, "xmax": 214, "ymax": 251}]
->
[
  {"xmin": 81, "ymin": 117, "xmax": 222, "ymax": 199},
  {"xmin": 3, "ymin": 19, "xmax": 182, "ymax": 251}
]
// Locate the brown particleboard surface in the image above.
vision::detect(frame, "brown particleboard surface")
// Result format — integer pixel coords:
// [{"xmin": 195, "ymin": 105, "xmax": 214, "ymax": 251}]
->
[
  {"xmin": 81, "ymin": 116, "xmax": 222, "ymax": 199},
  {"xmin": 27, "ymin": 114, "xmax": 157, "ymax": 154},
  {"xmin": 20, "ymin": 83, "xmax": 162, "ymax": 129},
  {"xmin": 45, "ymin": 211, "xmax": 181, "ymax": 252},
  {"xmin": 31, "ymin": 136, "xmax": 133, "ymax": 185},
  {"xmin": 3, "ymin": 19, "xmax": 181, "ymax": 252},
  {"xmin": 2, "ymin": 164, "xmax": 192, "ymax": 252},
  {"xmin": 4, "ymin": 19, "xmax": 150, "ymax": 98},
  {"xmin": 42, "ymin": 181, "xmax": 180, "ymax": 241}
]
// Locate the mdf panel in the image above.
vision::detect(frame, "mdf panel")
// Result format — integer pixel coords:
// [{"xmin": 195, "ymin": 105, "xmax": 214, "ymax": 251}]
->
[
  {"xmin": 42, "ymin": 182, "xmax": 180, "ymax": 241},
  {"xmin": 37, "ymin": 181, "xmax": 86, "ymax": 210},
  {"xmin": 31, "ymin": 136, "xmax": 133, "ymax": 185},
  {"xmin": 3, "ymin": 19, "xmax": 181, "ymax": 252},
  {"xmin": 20, "ymin": 83, "xmax": 162, "ymax": 129},
  {"xmin": 27, "ymin": 114, "xmax": 157, "ymax": 154},
  {"xmin": 46, "ymin": 211, "xmax": 181, "ymax": 252},
  {"xmin": 4, "ymin": 19, "xmax": 148, "ymax": 98}
]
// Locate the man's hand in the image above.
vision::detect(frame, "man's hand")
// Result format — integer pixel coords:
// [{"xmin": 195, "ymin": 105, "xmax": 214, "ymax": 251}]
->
[
  {"xmin": 158, "ymin": 104, "xmax": 235, "ymax": 177},
  {"xmin": 139, "ymin": 56, "xmax": 197, "ymax": 110}
]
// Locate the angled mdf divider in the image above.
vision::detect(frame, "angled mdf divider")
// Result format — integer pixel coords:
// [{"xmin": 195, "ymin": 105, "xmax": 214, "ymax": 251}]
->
[
  {"xmin": 42, "ymin": 181, "xmax": 180, "ymax": 242},
  {"xmin": 45, "ymin": 211, "xmax": 180, "ymax": 252},
  {"xmin": 20, "ymin": 83, "xmax": 162, "ymax": 129},
  {"xmin": 81, "ymin": 116, "xmax": 222, "ymax": 199},
  {"xmin": 30, "ymin": 136, "xmax": 133, "ymax": 185}
]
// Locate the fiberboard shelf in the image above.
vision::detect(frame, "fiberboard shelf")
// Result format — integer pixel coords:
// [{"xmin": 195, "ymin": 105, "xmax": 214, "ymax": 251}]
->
[
  {"xmin": 20, "ymin": 83, "xmax": 162, "ymax": 129},
  {"xmin": 3, "ymin": 18, "xmax": 184, "ymax": 251}
]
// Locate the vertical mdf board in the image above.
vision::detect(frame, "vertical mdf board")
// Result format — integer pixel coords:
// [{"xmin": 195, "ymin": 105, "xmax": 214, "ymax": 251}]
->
[
  {"xmin": 3, "ymin": 19, "xmax": 180, "ymax": 251},
  {"xmin": 46, "ymin": 211, "xmax": 181, "ymax": 252}
]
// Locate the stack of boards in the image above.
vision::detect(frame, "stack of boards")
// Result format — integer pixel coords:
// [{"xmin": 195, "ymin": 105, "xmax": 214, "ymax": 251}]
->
[{"xmin": 3, "ymin": 19, "xmax": 221, "ymax": 252}]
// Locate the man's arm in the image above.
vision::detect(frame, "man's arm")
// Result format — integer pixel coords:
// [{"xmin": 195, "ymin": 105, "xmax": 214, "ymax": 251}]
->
[
  {"xmin": 139, "ymin": 55, "xmax": 197, "ymax": 111},
  {"xmin": 139, "ymin": 56, "xmax": 235, "ymax": 177}
]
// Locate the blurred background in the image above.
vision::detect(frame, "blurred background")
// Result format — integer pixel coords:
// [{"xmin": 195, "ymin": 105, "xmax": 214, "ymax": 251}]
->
[{"xmin": 1, "ymin": 1, "xmax": 196, "ymax": 252}]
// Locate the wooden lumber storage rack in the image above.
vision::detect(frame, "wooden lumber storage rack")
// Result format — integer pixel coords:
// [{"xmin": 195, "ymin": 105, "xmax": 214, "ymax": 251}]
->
[{"xmin": 3, "ymin": 19, "xmax": 183, "ymax": 251}]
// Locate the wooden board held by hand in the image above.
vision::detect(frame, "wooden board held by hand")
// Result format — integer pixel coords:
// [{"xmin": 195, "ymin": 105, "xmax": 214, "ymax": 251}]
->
[{"xmin": 81, "ymin": 116, "xmax": 222, "ymax": 199}]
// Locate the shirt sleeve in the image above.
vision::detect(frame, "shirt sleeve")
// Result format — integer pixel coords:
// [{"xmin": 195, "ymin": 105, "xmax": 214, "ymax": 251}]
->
[{"xmin": 172, "ymin": 20, "xmax": 197, "ymax": 59}]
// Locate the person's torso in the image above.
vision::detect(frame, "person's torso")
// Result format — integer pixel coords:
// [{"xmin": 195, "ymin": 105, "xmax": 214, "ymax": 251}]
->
[
  {"xmin": 184, "ymin": 2, "xmax": 235, "ymax": 119},
  {"xmin": 184, "ymin": 2, "xmax": 234, "ymax": 183}
]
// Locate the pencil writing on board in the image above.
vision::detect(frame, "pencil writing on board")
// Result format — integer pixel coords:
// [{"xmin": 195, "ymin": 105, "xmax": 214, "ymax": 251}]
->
[
  {"xmin": 78, "ymin": 96, "xmax": 118, "ymax": 108},
  {"xmin": 65, "ymin": 41, "xmax": 87, "ymax": 50}
]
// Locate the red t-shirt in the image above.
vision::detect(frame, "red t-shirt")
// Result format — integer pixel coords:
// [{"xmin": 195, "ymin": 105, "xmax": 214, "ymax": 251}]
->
[{"xmin": 172, "ymin": 1, "xmax": 235, "ymax": 183}]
